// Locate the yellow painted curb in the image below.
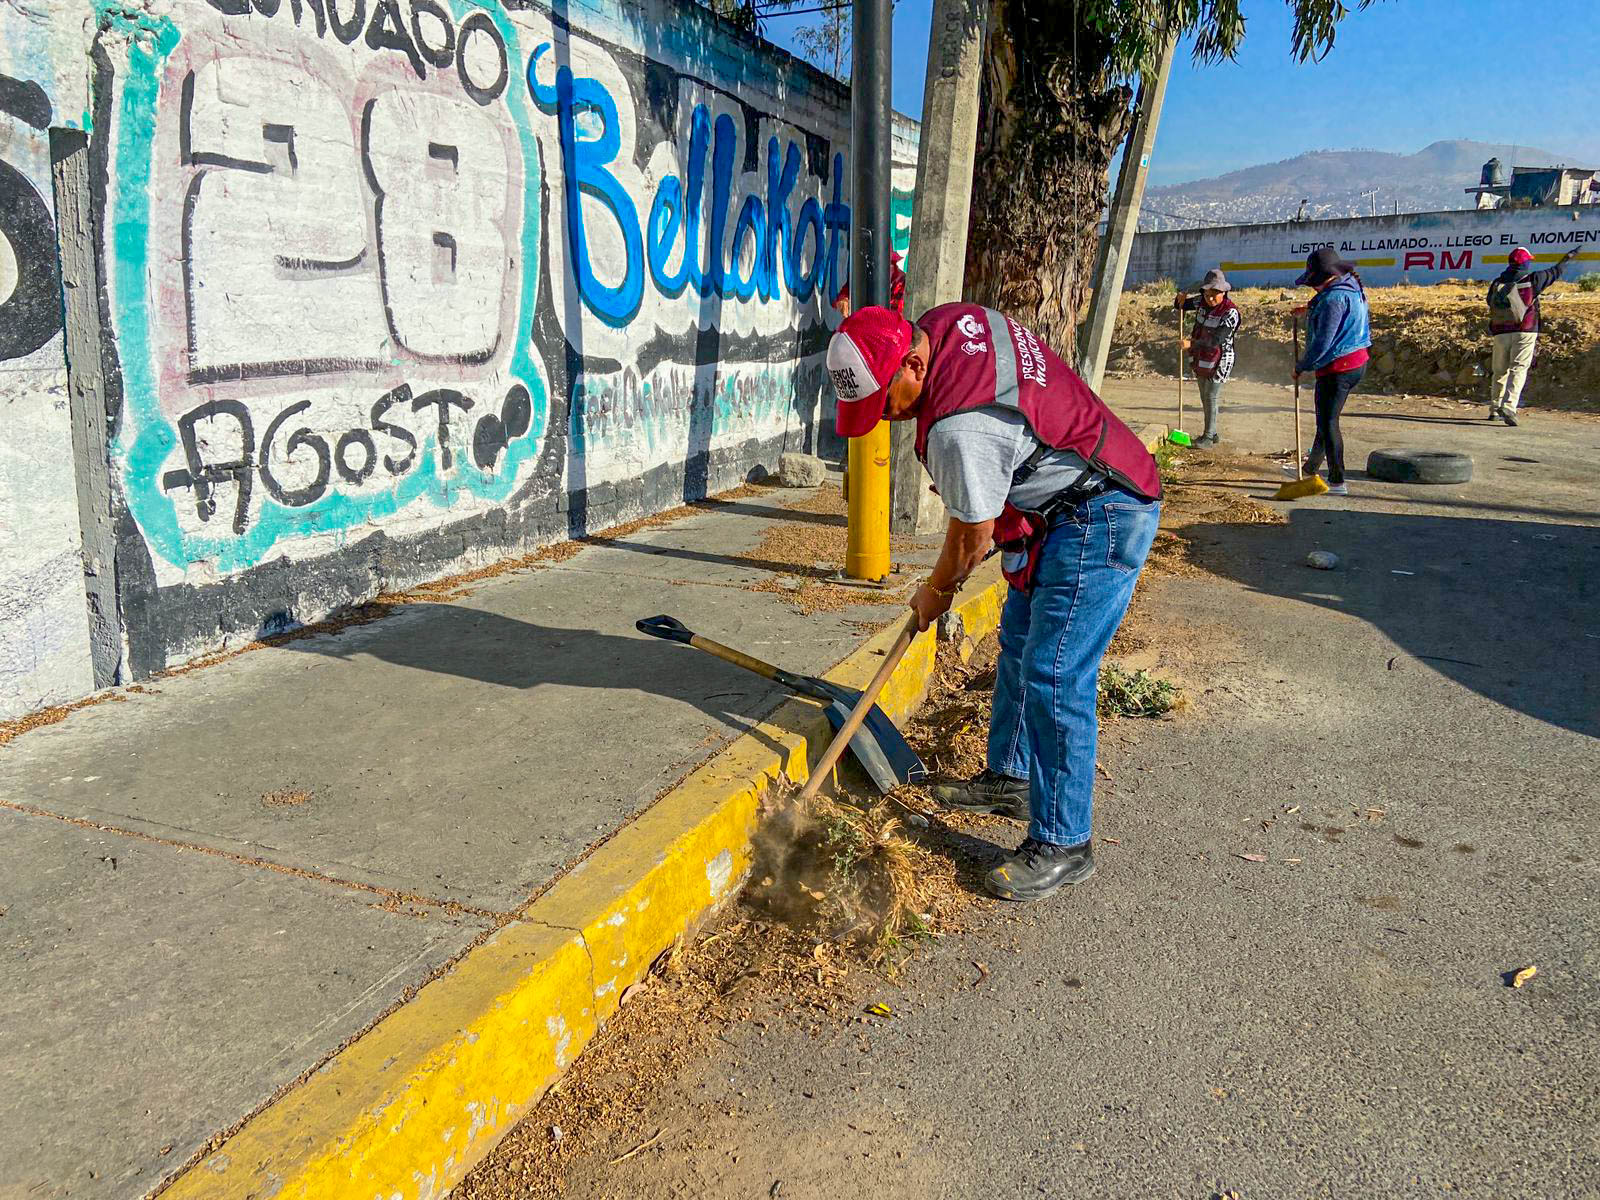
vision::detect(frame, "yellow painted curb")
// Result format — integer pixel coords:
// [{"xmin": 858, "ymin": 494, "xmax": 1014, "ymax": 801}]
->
[
  {"xmin": 162, "ymin": 565, "xmax": 1006, "ymax": 1200},
  {"xmin": 1135, "ymin": 421, "xmax": 1172, "ymax": 453}
]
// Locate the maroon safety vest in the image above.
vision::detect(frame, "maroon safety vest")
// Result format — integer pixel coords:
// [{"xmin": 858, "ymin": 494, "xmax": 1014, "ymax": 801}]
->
[
  {"xmin": 911, "ymin": 304, "xmax": 1162, "ymax": 502},
  {"xmin": 1488, "ymin": 276, "xmax": 1539, "ymax": 334}
]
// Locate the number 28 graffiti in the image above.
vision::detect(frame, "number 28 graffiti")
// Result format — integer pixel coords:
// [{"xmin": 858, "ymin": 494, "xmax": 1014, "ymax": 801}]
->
[{"xmin": 107, "ymin": 5, "xmax": 548, "ymax": 571}]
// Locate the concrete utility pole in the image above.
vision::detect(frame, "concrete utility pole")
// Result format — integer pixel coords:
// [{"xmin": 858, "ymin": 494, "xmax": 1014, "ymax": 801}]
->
[
  {"xmin": 1076, "ymin": 28, "xmax": 1177, "ymax": 393},
  {"xmin": 889, "ymin": 0, "xmax": 988, "ymax": 536},
  {"xmin": 845, "ymin": 0, "xmax": 893, "ymax": 580}
]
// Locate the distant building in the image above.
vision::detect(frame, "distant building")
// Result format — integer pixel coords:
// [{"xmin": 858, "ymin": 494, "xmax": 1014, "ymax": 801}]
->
[{"xmin": 1468, "ymin": 157, "xmax": 1600, "ymax": 209}]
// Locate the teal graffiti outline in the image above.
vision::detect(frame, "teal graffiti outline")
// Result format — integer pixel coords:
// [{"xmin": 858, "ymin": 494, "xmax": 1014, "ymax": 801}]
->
[
  {"xmin": 101, "ymin": 0, "xmax": 550, "ymax": 574},
  {"xmin": 576, "ymin": 360, "xmax": 808, "ymax": 458},
  {"xmin": 891, "ymin": 188, "xmax": 914, "ymax": 255}
]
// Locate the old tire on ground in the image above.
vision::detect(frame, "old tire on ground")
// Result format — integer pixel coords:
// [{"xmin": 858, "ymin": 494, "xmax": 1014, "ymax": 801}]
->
[{"xmin": 1365, "ymin": 448, "xmax": 1473, "ymax": 485}]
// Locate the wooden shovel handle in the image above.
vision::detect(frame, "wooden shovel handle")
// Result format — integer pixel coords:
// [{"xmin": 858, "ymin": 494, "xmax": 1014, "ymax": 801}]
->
[
  {"xmin": 687, "ymin": 635, "xmax": 781, "ymax": 682},
  {"xmin": 796, "ymin": 612, "xmax": 919, "ymax": 804}
]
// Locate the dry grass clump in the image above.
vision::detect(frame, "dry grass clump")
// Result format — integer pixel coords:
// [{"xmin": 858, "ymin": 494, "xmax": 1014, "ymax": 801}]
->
[
  {"xmin": 746, "ymin": 792, "xmax": 937, "ymax": 960},
  {"xmin": 1097, "ymin": 663, "xmax": 1182, "ymax": 718}
]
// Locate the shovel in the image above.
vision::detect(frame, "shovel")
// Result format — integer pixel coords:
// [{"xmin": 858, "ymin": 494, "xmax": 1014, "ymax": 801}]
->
[{"xmin": 635, "ymin": 615, "xmax": 927, "ymax": 793}]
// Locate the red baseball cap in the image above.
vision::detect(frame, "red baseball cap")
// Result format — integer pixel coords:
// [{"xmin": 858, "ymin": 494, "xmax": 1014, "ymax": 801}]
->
[
  {"xmin": 1509, "ymin": 247, "xmax": 1534, "ymax": 265},
  {"xmin": 827, "ymin": 306, "xmax": 913, "ymax": 437}
]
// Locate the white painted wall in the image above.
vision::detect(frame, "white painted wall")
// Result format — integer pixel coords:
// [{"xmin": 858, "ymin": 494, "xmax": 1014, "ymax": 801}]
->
[
  {"xmin": 1129, "ymin": 207, "xmax": 1600, "ymax": 290},
  {"xmin": 0, "ymin": 24, "xmax": 94, "ymax": 720},
  {"xmin": 0, "ymin": 0, "xmax": 920, "ymax": 712}
]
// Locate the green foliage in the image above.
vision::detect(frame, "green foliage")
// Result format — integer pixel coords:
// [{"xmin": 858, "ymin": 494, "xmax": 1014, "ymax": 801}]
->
[
  {"xmin": 698, "ymin": 0, "xmax": 759, "ymax": 33},
  {"xmin": 1098, "ymin": 663, "xmax": 1181, "ymax": 718},
  {"xmin": 1152, "ymin": 440, "xmax": 1182, "ymax": 481},
  {"xmin": 820, "ymin": 808, "xmax": 867, "ymax": 882},
  {"xmin": 792, "ymin": 7, "xmax": 851, "ymax": 79},
  {"xmin": 1074, "ymin": 0, "xmax": 1380, "ymax": 80},
  {"xmin": 1578, "ymin": 273, "xmax": 1600, "ymax": 293}
]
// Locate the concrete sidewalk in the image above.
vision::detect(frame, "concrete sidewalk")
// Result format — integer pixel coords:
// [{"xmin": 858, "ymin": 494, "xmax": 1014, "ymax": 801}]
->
[{"xmin": 0, "ymin": 479, "xmax": 944, "ymax": 1199}]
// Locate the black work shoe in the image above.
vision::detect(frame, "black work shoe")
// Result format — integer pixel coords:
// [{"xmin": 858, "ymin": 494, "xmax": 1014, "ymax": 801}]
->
[
  {"xmin": 930, "ymin": 768, "xmax": 1029, "ymax": 819},
  {"xmin": 984, "ymin": 837, "xmax": 1094, "ymax": 902},
  {"xmin": 1502, "ymin": 410, "xmax": 1518, "ymax": 426}
]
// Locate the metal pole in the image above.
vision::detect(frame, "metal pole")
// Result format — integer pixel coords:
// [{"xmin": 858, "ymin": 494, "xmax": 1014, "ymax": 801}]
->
[
  {"xmin": 846, "ymin": 0, "xmax": 893, "ymax": 581},
  {"xmin": 889, "ymin": 0, "xmax": 987, "ymax": 536},
  {"xmin": 1076, "ymin": 27, "xmax": 1176, "ymax": 392}
]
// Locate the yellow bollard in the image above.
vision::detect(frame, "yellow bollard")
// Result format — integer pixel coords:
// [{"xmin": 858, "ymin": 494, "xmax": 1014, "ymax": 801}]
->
[{"xmin": 845, "ymin": 422, "xmax": 892, "ymax": 581}]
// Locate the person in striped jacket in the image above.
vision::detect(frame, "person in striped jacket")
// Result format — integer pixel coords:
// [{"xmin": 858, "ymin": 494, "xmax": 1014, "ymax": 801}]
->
[{"xmin": 1173, "ymin": 268, "xmax": 1241, "ymax": 446}]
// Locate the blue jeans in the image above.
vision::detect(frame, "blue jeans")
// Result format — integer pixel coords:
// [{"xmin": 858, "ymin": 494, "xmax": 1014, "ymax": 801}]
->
[{"xmin": 987, "ymin": 489, "xmax": 1161, "ymax": 846}]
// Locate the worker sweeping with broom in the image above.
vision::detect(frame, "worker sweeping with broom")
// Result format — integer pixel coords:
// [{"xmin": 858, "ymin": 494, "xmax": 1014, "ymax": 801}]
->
[
  {"xmin": 1289, "ymin": 247, "xmax": 1371, "ymax": 497},
  {"xmin": 826, "ymin": 304, "xmax": 1161, "ymax": 902},
  {"xmin": 1173, "ymin": 268, "xmax": 1241, "ymax": 446}
]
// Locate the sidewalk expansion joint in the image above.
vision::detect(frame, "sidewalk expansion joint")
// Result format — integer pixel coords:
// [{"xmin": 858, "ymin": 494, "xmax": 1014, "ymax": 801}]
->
[{"xmin": 0, "ymin": 797, "xmax": 508, "ymax": 924}]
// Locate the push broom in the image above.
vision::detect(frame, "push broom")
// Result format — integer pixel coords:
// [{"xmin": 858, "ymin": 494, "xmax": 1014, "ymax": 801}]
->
[
  {"xmin": 1169, "ymin": 302, "xmax": 1192, "ymax": 446},
  {"xmin": 1273, "ymin": 312, "xmax": 1328, "ymax": 501}
]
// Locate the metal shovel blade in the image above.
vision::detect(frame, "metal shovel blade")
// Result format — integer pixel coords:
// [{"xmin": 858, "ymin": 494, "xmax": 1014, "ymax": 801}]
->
[{"xmin": 814, "ymin": 679, "xmax": 927, "ymax": 793}]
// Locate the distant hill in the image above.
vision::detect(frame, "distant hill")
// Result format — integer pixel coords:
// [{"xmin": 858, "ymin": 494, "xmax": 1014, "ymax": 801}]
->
[{"xmin": 1141, "ymin": 140, "xmax": 1591, "ymax": 231}]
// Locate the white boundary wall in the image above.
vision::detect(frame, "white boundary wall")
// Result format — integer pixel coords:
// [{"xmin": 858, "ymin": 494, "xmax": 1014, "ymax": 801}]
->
[{"xmin": 1129, "ymin": 207, "xmax": 1600, "ymax": 290}]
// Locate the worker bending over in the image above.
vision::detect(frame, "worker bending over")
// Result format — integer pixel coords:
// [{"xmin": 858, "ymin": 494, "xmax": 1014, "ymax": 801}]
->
[{"xmin": 827, "ymin": 304, "xmax": 1161, "ymax": 902}]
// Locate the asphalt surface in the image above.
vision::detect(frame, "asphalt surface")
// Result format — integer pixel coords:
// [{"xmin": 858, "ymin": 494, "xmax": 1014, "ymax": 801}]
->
[{"xmin": 527, "ymin": 384, "xmax": 1600, "ymax": 1199}]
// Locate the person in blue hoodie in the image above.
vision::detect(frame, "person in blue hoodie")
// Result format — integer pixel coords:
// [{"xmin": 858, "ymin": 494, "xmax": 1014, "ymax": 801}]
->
[{"xmin": 1291, "ymin": 247, "xmax": 1371, "ymax": 496}]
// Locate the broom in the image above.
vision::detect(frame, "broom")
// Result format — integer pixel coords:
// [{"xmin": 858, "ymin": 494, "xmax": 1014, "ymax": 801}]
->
[
  {"xmin": 1169, "ymin": 302, "xmax": 1192, "ymax": 446},
  {"xmin": 1273, "ymin": 312, "xmax": 1328, "ymax": 501}
]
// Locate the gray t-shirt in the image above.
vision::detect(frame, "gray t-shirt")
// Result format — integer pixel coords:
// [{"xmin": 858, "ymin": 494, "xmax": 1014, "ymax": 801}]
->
[{"xmin": 924, "ymin": 408, "xmax": 1100, "ymax": 523}]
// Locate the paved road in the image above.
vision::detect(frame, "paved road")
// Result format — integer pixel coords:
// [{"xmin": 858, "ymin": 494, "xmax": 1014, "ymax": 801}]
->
[{"xmin": 509, "ymin": 383, "xmax": 1599, "ymax": 1198}]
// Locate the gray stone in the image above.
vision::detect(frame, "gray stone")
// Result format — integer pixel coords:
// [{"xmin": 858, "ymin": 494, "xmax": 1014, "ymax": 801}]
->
[
  {"xmin": 777, "ymin": 452, "xmax": 827, "ymax": 488},
  {"xmin": 938, "ymin": 609, "xmax": 966, "ymax": 642},
  {"xmin": 1306, "ymin": 550, "xmax": 1340, "ymax": 570}
]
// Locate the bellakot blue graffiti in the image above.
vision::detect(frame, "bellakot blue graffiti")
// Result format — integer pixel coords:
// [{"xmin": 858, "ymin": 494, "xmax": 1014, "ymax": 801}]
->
[{"xmin": 528, "ymin": 43, "xmax": 850, "ymax": 328}]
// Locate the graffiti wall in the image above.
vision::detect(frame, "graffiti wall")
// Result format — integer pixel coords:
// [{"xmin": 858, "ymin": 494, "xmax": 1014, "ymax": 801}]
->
[
  {"xmin": 0, "ymin": 17, "xmax": 96, "ymax": 721},
  {"xmin": 0, "ymin": 0, "xmax": 918, "ymax": 692},
  {"xmin": 1128, "ymin": 207, "xmax": 1600, "ymax": 290}
]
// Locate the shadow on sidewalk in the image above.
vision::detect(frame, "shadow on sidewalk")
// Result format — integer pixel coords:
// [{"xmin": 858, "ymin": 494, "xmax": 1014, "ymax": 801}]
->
[
  {"xmin": 1176, "ymin": 509, "xmax": 1599, "ymax": 738},
  {"xmin": 279, "ymin": 602, "xmax": 832, "ymax": 757},
  {"xmin": 702, "ymin": 497, "xmax": 845, "ymax": 528}
]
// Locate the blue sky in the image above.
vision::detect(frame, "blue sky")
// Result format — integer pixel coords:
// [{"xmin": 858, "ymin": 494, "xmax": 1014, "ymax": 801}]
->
[{"xmin": 758, "ymin": 0, "xmax": 1600, "ymax": 186}]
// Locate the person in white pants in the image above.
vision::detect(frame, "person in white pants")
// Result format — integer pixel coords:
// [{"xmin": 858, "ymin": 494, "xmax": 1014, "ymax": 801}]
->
[
  {"xmin": 1487, "ymin": 246, "xmax": 1577, "ymax": 425},
  {"xmin": 1490, "ymin": 331, "xmax": 1538, "ymax": 422}
]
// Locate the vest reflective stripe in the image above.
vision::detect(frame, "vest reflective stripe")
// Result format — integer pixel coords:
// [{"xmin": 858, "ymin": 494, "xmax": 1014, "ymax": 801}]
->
[{"xmin": 984, "ymin": 307, "xmax": 1020, "ymax": 406}]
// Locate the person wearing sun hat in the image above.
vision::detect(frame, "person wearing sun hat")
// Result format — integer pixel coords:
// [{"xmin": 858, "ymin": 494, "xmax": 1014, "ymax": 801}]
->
[
  {"xmin": 1290, "ymin": 246, "xmax": 1371, "ymax": 496},
  {"xmin": 827, "ymin": 302, "xmax": 1161, "ymax": 903},
  {"xmin": 1173, "ymin": 267, "xmax": 1241, "ymax": 445}
]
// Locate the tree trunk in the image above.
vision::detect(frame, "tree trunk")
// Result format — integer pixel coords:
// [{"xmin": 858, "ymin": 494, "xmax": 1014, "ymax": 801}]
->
[{"xmin": 964, "ymin": 0, "xmax": 1136, "ymax": 356}]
